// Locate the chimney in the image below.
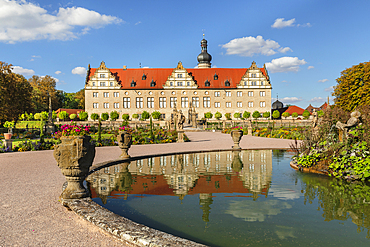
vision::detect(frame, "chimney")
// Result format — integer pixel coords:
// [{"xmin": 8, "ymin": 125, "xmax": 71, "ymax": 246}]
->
[{"xmin": 123, "ymin": 65, "xmax": 127, "ymax": 70}]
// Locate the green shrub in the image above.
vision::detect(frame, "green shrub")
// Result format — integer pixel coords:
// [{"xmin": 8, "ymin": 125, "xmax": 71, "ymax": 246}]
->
[
  {"xmin": 91, "ymin": 113, "xmax": 99, "ymax": 121},
  {"xmin": 204, "ymin": 112, "xmax": 213, "ymax": 119},
  {"xmin": 58, "ymin": 111, "xmax": 69, "ymax": 120},
  {"xmin": 252, "ymin": 111, "xmax": 260, "ymax": 119},
  {"xmin": 79, "ymin": 112, "xmax": 88, "ymax": 121},
  {"xmin": 151, "ymin": 111, "xmax": 161, "ymax": 120},
  {"xmin": 141, "ymin": 111, "xmax": 150, "ymax": 120},
  {"xmin": 122, "ymin": 114, "xmax": 130, "ymax": 121},
  {"xmin": 132, "ymin": 114, "xmax": 139, "ymax": 119},
  {"xmin": 263, "ymin": 111, "xmax": 270, "ymax": 119},
  {"xmin": 101, "ymin": 112, "xmax": 109, "ymax": 121},
  {"xmin": 282, "ymin": 112, "xmax": 290, "ymax": 119},
  {"xmin": 233, "ymin": 112, "xmax": 241, "ymax": 119},
  {"xmin": 215, "ymin": 111, "xmax": 222, "ymax": 120},
  {"xmin": 292, "ymin": 112, "xmax": 298, "ymax": 118},
  {"xmin": 110, "ymin": 111, "xmax": 119, "ymax": 121},
  {"xmin": 243, "ymin": 111, "xmax": 250, "ymax": 119},
  {"xmin": 69, "ymin": 114, "xmax": 77, "ymax": 120},
  {"xmin": 272, "ymin": 110, "xmax": 280, "ymax": 119},
  {"xmin": 225, "ymin": 113, "xmax": 231, "ymax": 120},
  {"xmin": 302, "ymin": 110, "xmax": 311, "ymax": 119}
]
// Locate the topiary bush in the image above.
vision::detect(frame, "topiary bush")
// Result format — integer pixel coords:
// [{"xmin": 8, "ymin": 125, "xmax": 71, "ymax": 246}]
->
[
  {"xmin": 101, "ymin": 112, "xmax": 109, "ymax": 121},
  {"xmin": 91, "ymin": 113, "xmax": 99, "ymax": 121}
]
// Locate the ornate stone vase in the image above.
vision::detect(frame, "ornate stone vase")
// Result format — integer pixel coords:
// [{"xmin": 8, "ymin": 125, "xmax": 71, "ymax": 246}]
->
[
  {"xmin": 231, "ymin": 129, "xmax": 243, "ymax": 149},
  {"xmin": 53, "ymin": 135, "xmax": 95, "ymax": 200},
  {"xmin": 117, "ymin": 130, "xmax": 132, "ymax": 159}
]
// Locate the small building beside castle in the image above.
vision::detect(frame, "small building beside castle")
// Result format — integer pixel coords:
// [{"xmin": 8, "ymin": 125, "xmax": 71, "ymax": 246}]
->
[{"xmin": 85, "ymin": 37, "xmax": 272, "ymax": 121}]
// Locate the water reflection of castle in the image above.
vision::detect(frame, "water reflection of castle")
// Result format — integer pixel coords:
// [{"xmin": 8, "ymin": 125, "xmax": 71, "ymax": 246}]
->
[{"xmin": 88, "ymin": 150, "xmax": 272, "ymax": 203}]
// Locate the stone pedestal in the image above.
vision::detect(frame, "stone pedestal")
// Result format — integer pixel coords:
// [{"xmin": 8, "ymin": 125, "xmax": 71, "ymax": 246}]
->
[
  {"xmin": 231, "ymin": 129, "xmax": 243, "ymax": 149},
  {"xmin": 53, "ymin": 136, "xmax": 95, "ymax": 200},
  {"xmin": 3, "ymin": 139, "xmax": 13, "ymax": 151},
  {"xmin": 117, "ymin": 130, "xmax": 132, "ymax": 159},
  {"xmin": 177, "ymin": 130, "xmax": 184, "ymax": 143},
  {"xmin": 247, "ymin": 121, "xmax": 253, "ymax": 136},
  {"xmin": 203, "ymin": 121, "xmax": 207, "ymax": 130}
]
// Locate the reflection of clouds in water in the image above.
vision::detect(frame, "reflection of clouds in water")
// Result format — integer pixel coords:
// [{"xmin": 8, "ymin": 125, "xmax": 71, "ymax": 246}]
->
[
  {"xmin": 269, "ymin": 185, "xmax": 301, "ymax": 200},
  {"xmin": 225, "ymin": 200, "xmax": 292, "ymax": 222},
  {"xmin": 275, "ymin": 225, "xmax": 296, "ymax": 240}
]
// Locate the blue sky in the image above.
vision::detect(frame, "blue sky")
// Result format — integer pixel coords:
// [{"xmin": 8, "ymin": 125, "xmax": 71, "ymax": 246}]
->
[{"xmin": 1, "ymin": 0, "xmax": 370, "ymax": 108}]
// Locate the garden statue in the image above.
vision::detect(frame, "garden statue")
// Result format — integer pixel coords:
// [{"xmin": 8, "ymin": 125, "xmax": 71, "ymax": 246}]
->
[
  {"xmin": 177, "ymin": 110, "xmax": 185, "ymax": 130},
  {"xmin": 117, "ymin": 130, "xmax": 132, "ymax": 159},
  {"xmin": 191, "ymin": 107, "xmax": 197, "ymax": 128},
  {"xmin": 312, "ymin": 110, "xmax": 319, "ymax": 137},
  {"xmin": 335, "ymin": 110, "xmax": 361, "ymax": 141},
  {"xmin": 247, "ymin": 120, "xmax": 253, "ymax": 136}
]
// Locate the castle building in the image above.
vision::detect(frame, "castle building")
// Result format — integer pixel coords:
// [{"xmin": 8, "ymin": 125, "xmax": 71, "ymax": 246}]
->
[{"xmin": 85, "ymin": 37, "xmax": 272, "ymax": 120}]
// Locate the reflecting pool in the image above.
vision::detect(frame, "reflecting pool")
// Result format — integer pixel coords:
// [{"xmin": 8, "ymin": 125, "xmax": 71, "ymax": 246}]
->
[{"xmin": 87, "ymin": 150, "xmax": 370, "ymax": 246}]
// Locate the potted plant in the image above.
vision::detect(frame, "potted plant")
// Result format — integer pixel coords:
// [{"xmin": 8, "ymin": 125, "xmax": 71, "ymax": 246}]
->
[{"xmin": 3, "ymin": 121, "xmax": 15, "ymax": 139}]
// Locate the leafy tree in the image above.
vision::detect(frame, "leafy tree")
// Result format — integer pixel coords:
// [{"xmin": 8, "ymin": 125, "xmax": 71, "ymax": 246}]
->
[
  {"xmin": 302, "ymin": 110, "xmax": 311, "ymax": 119},
  {"xmin": 151, "ymin": 111, "xmax": 161, "ymax": 120},
  {"xmin": 69, "ymin": 114, "xmax": 77, "ymax": 120},
  {"xmin": 272, "ymin": 110, "xmax": 280, "ymax": 119},
  {"xmin": 141, "ymin": 111, "xmax": 150, "ymax": 120},
  {"xmin": 282, "ymin": 112, "xmax": 290, "ymax": 119},
  {"xmin": 122, "ymin": 114, "xmax": 130, "ymax": 121},
  {"xmin": 292, "ymin": 112, "xmax": 299, "ymax": 118},
  {"xmin": 58, "ymin": 111, "xmax": 69, "ymax": 120},
  {"xmin": 233, "ymin": 112, "xmax": 241, "ymax": 119},
  {"xmin": 101, "ymin": 112, "xmax": 109, "ymax": 121},
  {"xmin": 110, "ymin": 111, "xmax": 119, "ymax": 121},
  {"xmin": 225, "ymin": 113, "xmax": 231, "ymax": 120},
  {"xmin": 204, "ymin": 112, "xmax": 213, "ymax": 119},
  {"xmin": 215, "ymin": 111, "xmax": 222, "ymax": 120},
  {"xmin": 263, "ymin": 111, "xmax": 270, "ymax": 119},
  {"xmin": 62, "ymin": 92, "xmax": 79, "ymax": 109},
  {"xmin": 252, "ymin": 111, "xmax": 260, "ymax": 119},
  {"xmin": 79, "ymin": 111, "xmax": 88, "ymax": 121},
  {"xmin": 132, "ymin": 114, "xmax": 139, "ymax": 119},
  {"xmin": 0, "ymin": 62, "xmax": 33, "ymax": 123},
  {"xmin": 318, "ymin": 110, "xmax": 324, "ymax": 117},
  {"xmin": 29, "ymin": 75, "xmax": 59, "ymax": 112},
  {"xmin": 40, "ymin": 111, "xmax": 48, "ymax": 121},
  {"xmin": 243, "ymin": 111, "xmax": 251, "ymax": 119},
  {"xmin": 91, "ymin": 113, "xmax": 99, "ymax": 121},
  {"xmin": 75, "ymin": 89, "xmax": 85, "ymax": 109},
  {"xmin": 333, "ymin": 61, "xmax": 370, "ymax": 111},
  {"xmin": 52, "ymin": 110, "xmax": 57, "ymax": 119}
]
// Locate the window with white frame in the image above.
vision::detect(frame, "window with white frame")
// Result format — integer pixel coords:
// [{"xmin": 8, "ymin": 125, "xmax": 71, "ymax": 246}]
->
[
  {"xmin": 100, "ymin": 74, "xmax": 105, "ymax": 78},
  {"xmin": 136, "ymin": 97, "xmax": 143, "ymax": 108},
  {"xmin": 237, "ymin": 91, "xmax": 242, "ymax": 97},
  {"xmin": 214, "ymin": 91, "xmax": 220, "ymax": 97},
  {"xmin": 103, "ymin": 92, "xmax": 109, "ymax": 97},
  {"xmin": 110, "ymin": 82, "xmax": 113, "ymax": 87},
  {"xmin": 225, "ymin": 91, "xmax": 231, "ymax": 97},
  {"xmin": 226, "ymin": 102, "xmax": 231, "ymax": 108},
  {"xmin": 203, "ymin": 97, "xmax": 210, "ymax": 108},
  {"xmin": 170, "ymin": 97, "xmax": 177, "ymax": 108},
  {"xmin": 113, "ymin": 92, "xmax": 119, "ymax": 97},
  {"xmin": 177, "ymin": 74, "xmax": 183, "ymax": 78},
  {"xmin": 215, "ymin": 102, "xmax": 220, "ymax": 108},
  {"xmin": 100, "ymin": 82, "xmax": 106, "ymax": 86},
  {"xmin": 260, "ymin": 91, "xmax": 266, "ymax": 97},
  {"xmin": 170, "ymin": 82, "xmax": 173, "ymax": 86},
  {"xmin": 177, "ymin": 81, "xmax": 183, "ymax": 86},
  {"xmin": 181, "ymin": 97, "xmax": 188, "ymax": 108},
  {"xmin": 237, "ymin": 102, "xmax": 242, "ymax": 108},
  {"xmin": 92, "ymin": 82, "xmax": 96, "ymax": 86},
  {"xmin": 159, "ymin": 97, "xmax": 166, "ymax": 108},
  {"xmin": 251, "ymin": 81, "xmax": 257, "ymax": 86},
  {"xmin": 248, "ymin": 91, "xmax": 253, "ymax": 97},
  {"xmin": 93, "ymin": 92, "xmax": 98, "ymax": 97},
  {"xmin": 251, "ymin": 73, "xmax": 256, "ymax": 78},
  {"xmin": 261, "ymin": 81, "xmax": 264, "ymax": 85},
  {"xmin": 114, "ymin": 103, "xmax": 119, "ymax": 108},
  {"xmin": 93, "ymin": 103, "xmax": 98, "ymax": 108},
  {"xmin": 104, "ymin": 103, "xmax": 109, "ymax": 108},
  {"xmin": 260, "ymin": 101, "xmax": 266, "ymax": 107},
  {"xmin": 187, "ymin": 81, "xmax": 190, "ymax": 86},
  {"xmin": 192, "ymin": 97, "xmax": 199, "ymax": 108},
  {"xmin": 123, "ymin": 97, "xmax": 130, "ymax": 108},
  {"xmin": 248, "ymin": 101, "xmax": 253, "ymax": 107},
  {"xmin": 147, "ymin": 97, "xmax": 154, "ymax": 108}
]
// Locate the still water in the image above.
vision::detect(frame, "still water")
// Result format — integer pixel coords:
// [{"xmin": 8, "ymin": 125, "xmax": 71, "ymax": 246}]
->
[{"xmin": 87, "ymin": 150, "xmax": 370, "ymax": 246}]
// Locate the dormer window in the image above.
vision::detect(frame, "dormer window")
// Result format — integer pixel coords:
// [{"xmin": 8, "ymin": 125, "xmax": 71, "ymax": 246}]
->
[
  {"xmin": 142, "ymin": 73, "xmax": 147, "ymax": 80},
  {"xmin": 205, "ymin": 80, "xmax": 210, "ymax": 87},
  {"xmin": 214, "ymin": 73, "xmax": 218, "ymax": 80},
  {"xmin": 150, "ymin": 79, "xmax": 156, "ymax": 87},
  {"xmin": 100, "ymin": 82, "xmax": 106, "ymax": 86},
  {"xmin": 170, "ymin": 82, "xmax": 173, "ymax": 86},
  {"xmin": 225, "ymin": 80, "xmax": 230, "ymax": 87},
  {"xmin": 100, "ymin": 74, "xmax": 105, "ymax": 78},
  {"xmin": 130, "ymin": 79, "xmax": 136, "ymax": 87},
  {"xmin": 177, "ymin": 74, "xmax": 183, "ymax": 78},
  {"xmin": 177, "ymin": 81, "xmax": 183, "ymax": 86}
]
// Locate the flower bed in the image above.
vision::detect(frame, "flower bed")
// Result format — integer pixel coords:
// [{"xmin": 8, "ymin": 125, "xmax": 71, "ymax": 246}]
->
[{"xmin": 253, "ymin": 127, "xmax": 307, "ymax": 140}]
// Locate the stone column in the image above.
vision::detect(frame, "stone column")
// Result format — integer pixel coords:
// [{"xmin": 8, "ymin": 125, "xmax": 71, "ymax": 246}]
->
[
  {"xmin": 177, "ymin": 130, "xmax": 184, "ymax": 143},
  {"xmin": 222, "ymin": 120, "xmax": 226, "ymax": 130},
  {"xmin": 3, "ymin": 139, "xmax": 13, "ymax": 151}
]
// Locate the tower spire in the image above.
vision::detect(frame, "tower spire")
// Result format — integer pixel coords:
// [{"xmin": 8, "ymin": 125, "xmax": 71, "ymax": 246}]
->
[{"xmin": 197, "ymin": 34, "xmax": 212, "ymax": 68}]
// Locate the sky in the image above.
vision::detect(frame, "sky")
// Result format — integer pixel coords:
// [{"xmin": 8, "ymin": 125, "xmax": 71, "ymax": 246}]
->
[{"xmin": 1, "ymin": 0, "xmax": 370, "ymax": 108}]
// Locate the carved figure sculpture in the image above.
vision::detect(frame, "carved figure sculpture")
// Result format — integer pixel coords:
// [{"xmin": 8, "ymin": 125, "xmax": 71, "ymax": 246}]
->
[
  {"xmin": 177, "ymin": 110, "xmax": 185, "ymax": 130},
  {"xmin": 335, "ymin": 110, "xmax": 361, "ymax": 139}
]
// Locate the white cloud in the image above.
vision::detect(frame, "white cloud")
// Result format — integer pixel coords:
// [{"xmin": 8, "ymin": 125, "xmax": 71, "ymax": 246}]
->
[
  {"xmin": 55, "ymin": 70, "xmax": 62, "ymax": 74},
  {"xmin": 12, "ymin": 65, "xmax": 35, "ymax": 76},
  {"xmin": 0, "ymin": 0, "xmax": 123, "ymax": 43},
  {"xmin": 265, "ymin": 57, "xmax": 307, "ymax": 73},
  {"xmin": 307, "ymin": 66, "xmax": 314, "ymax": 70},
  {"xmin": 72, "ymin": 66, "xmax": 86, "ymax": 76},
  {"xmin": 135, "ymin": 21, "xmax": 141, "ymax": 25},
  {"xmin": 325, "ymin": 86, "xmax": 334, "ymax": 92},
  {"xmin": 41, "ymin": 75, "xmax": 59, "ymax": 83},
  {"xmin": 310, "ymin": 97, "xmax": 325, "ymax": 103},
  {"xmin": 272, "ymin": 18, "xmax": 296, "ymax": 28},
  {"xmin": 221, "ymin": 35, "xmax": 291, "ymax": 57},
  {"xmin": 297, "ymin": 23, "xmax": 312, "ymax": 27},
  {"xmin": 318, "ymin": 79, "xmax": 328, "ymax": 83},
  {"xmin": 281, "ymin": 97, "xmax": 302, "ymax": 103}
]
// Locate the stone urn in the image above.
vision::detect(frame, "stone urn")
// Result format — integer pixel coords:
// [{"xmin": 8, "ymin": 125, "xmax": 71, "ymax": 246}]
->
[
  {"xmin": 4, "ymin": 133, "xmax": 12, "ymax": 140},
  {"xmin": 53, "ymin": 135, "xmax": 95, "ymax": 200},
  {"xmin": 117, "ymin": 130, "xmax": 132, "ymax": 159},
  {"xmin": 231, "ymin": 129, "xmax": 243, "ymax": 149}
]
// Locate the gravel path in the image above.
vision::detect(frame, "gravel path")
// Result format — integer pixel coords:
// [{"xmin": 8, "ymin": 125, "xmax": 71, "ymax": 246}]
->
[{"xmin": 0, "ymin": 132, "xmax": 298, "ymax": 246}]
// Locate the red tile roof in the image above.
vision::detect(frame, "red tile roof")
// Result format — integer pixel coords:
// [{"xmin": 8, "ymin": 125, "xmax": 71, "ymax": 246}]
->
[
  {"xmin": 88, "ymin": 67, "xmax": 268, "ymax": 90},
  {"xmin": 284, "ymin": 105, "xmax": 306, "ymax": 115}
]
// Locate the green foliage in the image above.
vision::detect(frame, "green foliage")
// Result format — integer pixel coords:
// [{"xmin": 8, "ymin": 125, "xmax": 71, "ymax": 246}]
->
[
  {"xmin": 79, "ymin": 111, "xmax": 88, "ymax": 121},
  {"xmin": 272, "ymin": 110, "xmax": 280, "ymax": 119},
  {"xmin": 282, "ymin": 112, "xmax": 290, "ymax": 119},
  {"xmin": 4, "ymin": 121, "xmax": 15, "ymax": 129},
  {"xmin": 297, "ymin": 150, "xmax": 322, "ymax": 167},
  {"xmin": 263, "ymin": 111, "xmax": 270, "ymax": 119},
  {"xmin": 122, "ymin": 114, "xmax": 130, "ymax": 121},
  {"xmin": 141, "ymin": 111, "xmax": 150, "ymax": 120},
  {"xmin": 98, "ymin": 118, "xmax": 102, "ymax": 143},
  {"xmin": 91, "ymin": 113, "xmax": 99, "ymax": 121},
  {"xmin": 302, "ymin": 110, "xmax": 311, "ymax": 119},
  {"xmin": 317, "ymin": 110, "xmax": 324, "ymax": 117},
  {"xmin": 225, "ymin": 113, "xmax": 231, "ymax": 120},
  {"xmin": 40, "ymin": 111, "xmax": 48, "ymax": 121},
  {"xmin": 243, "ymin": 111, "xmax": 250, "ymax": 119},
  {"xmin": 151, "ymin": 111, "xmax": 161, "ymax": 120},
  {"xmin": 204, "ymin": 112, "xmax": 213, "ymax": 119},
  {"xmin": 252, "ymin": 111, "xmax": 260, "ymax": 119},
  {"xmin": 132, "ymin": 114, "xmax": 139, "ymax": 119},
  {"xmin": 58, "ymin": 111, "xmax": 69, "ymax": 120},
  {"xmin": 292, "ymin": 112, "xmax": 299, "ymax": 118},
  {"xmin": 34, "ymin": 113, "xmax": 41, "ymax": 120},
  {"xmin": 233, "ymin": 112, "xmax": 241, "ymax": 119},
  {"xmin": 215, "ymin": 111, "xmax": 222, "ymax": 120},
  {"xmin": 52, "ymin": 111, "xmax": 57, "ymax": 119},
  {"xmin": 110, "ymin": 111, "xmax": 119, "ymax": 121},
  {"xmin": 69, "ymin": 113, "xmax": 77, "ymax": 120},
  {"xmin": 101, "ymin": 112, "xmax": 109, "ymax": 121}
]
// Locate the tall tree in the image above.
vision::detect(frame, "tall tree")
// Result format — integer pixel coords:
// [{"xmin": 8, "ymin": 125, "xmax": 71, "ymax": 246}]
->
[
  {"xmin": 75, "ymin": 89, "xmax": 85, "ymax": 109},
  {"xmin": 0, "ymin": 62, "xmax": 33, "ymax": 123},
  {"xmin": 29, "ymin": 75, "xmax": 58, "ymax": 112},
  {"xmin": 333, "ymin": 61, "xmax": 370, "ymax": 111}
]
